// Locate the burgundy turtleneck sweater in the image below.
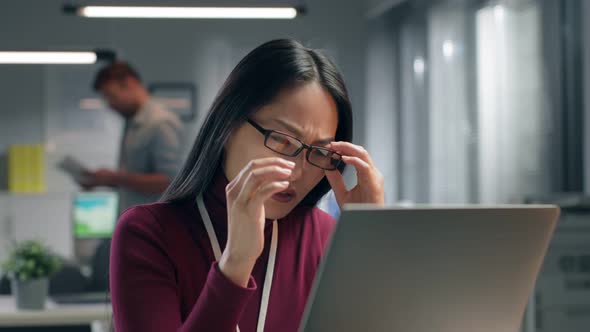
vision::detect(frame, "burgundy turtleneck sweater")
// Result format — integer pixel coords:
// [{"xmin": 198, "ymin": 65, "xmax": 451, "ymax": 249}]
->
[{"xmin": 109, "ymin": 171, "xmax": 336, "ymax": 332}]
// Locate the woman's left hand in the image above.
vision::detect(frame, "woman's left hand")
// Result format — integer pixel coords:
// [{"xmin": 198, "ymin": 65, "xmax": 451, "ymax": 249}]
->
[{"xmin": 324, "ymin": 142, "xmax": 385, "ymax": 207}]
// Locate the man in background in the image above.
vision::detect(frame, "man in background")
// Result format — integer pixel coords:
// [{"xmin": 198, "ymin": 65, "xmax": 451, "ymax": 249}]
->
[{"xmin": 81, "ymin": 61, "xmax": 184, "ymax": 214}]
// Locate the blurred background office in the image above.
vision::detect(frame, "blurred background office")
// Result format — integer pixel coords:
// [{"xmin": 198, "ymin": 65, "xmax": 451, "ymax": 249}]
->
[{"xmin": 0, "ymin": 0, "xmax": 588, "ymax": 331}]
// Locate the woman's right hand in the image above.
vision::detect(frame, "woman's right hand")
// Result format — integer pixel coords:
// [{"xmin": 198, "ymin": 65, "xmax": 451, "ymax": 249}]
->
[{"xmin": 219, "ymin": 157, "xmax": 295, "ymax": 287}]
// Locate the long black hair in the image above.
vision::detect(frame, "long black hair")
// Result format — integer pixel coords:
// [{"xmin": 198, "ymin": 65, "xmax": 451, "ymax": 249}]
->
[{"xmin": 161, "ymin": 39, "xmax": 353, "ymax": 207}]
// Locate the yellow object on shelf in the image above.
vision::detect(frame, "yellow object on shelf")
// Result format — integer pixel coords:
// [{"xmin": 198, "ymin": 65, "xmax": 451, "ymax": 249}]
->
[{"xmin": 7, "ymin": 144, "xmax": 46, "ymax": 193}]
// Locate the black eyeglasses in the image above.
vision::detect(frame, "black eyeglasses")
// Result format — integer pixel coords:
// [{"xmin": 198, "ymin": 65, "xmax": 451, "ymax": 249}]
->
[{"xmin": 247, "ymin": 119, "xmax": 342, "ymax": 171}]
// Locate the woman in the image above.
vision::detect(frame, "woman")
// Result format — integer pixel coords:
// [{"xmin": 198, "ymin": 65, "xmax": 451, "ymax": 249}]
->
[{"xmin": 110, "ymin": 39, "xmax": 384, "ymax": 332}]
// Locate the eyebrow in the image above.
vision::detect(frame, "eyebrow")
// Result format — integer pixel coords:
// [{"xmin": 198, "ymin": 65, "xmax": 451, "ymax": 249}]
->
[{"xmin": 272, "ymin": 118, "xmax": 334, "ymax": 146}]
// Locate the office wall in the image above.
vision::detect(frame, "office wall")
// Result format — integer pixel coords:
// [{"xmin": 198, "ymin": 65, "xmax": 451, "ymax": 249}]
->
[
  {"xmin": 0, "ymin": 0, "xmax": 369, "ymax": 260},
  {"xmin": 0, "ymin": 66, "xmax": 45, "ymax": 189},
  {"xmin": 367, "ymin": 0, "xmax": 408, "ymax": 18},
  {"xmin": 584, "ymin": 0, "xmax": 590, "ymax": 194},
  {"xmin": 0, "ymin": 0, "xmax": 368, "ymax": 147},
  {"xmin": 366, "ymin": 12, "xmax": 398, "ymax": 204}
]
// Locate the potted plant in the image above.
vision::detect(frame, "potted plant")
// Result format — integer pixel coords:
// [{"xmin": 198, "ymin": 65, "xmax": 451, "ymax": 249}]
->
[{"xmin": 1, "ymin": 240, "xmax": 61, "ymax": 310}]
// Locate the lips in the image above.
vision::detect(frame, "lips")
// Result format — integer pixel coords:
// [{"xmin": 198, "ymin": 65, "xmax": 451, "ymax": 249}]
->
[{"xmin": 272, "ymin": 188, "xmax": 296, "ymax": 203}]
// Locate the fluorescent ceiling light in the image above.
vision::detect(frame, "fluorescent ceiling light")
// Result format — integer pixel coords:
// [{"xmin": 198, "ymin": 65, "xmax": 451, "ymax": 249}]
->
[
  {"xmin": 442, "ymin": 40, "xmax": 455, "ymax": 59},
  {"xmin": 77, "ymin": 6, "xmax": 298, "ymax": 19},
  {"xmin": 413, "ymin": 57, "xmax": 425, "ymax": 75},
  {"xmin": 0, "ymin": 52, "xmax": 98, "ymax": 64},
  {"xmin": 493, "ymin": 5, "xmax": 505, "ymax": 21}
]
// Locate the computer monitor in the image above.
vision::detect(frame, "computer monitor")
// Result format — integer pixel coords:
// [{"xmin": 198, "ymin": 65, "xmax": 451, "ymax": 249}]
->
[{"xmin": 72, "ymin": 191, "xmax": 118, "ymax": 239}]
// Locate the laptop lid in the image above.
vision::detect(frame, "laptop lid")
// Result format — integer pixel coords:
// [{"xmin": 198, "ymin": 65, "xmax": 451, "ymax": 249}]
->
[{"xmin": 299, "ymin": 205, "xmax": 559, "ymax": 332}]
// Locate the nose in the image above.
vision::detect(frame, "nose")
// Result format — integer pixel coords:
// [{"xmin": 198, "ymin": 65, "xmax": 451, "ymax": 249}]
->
[{"xmin": 288, "ymin": 151, "xmax": 310, "ymax": 181}]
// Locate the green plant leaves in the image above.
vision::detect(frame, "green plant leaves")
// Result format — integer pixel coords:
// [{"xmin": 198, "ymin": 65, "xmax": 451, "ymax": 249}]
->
[{"xmin": 1, "ymin": 240, "xmax": 62, "ymax": 282}]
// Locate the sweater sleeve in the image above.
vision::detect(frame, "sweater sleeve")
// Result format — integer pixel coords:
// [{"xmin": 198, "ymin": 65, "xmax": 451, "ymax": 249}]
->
[{"xmin": 110, "ymin": 206, "xmax": 257, "ymax": 332}]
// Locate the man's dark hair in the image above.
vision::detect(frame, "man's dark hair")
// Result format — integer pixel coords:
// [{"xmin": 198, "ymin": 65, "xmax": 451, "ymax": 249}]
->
[{"xmin": 92, "ymin": 61, "xmax": 142, "ymax": 91}]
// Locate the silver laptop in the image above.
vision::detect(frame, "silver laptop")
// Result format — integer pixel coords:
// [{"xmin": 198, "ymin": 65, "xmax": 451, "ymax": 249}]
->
[{"xmin": 299, "ymin": 205, "xmax": 559, "ymax": 332}]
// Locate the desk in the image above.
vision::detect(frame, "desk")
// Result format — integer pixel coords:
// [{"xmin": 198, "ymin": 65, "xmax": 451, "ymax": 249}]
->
[{"xmin": 0, "ymin": 296, "xmax": 111, "ymax": 332}]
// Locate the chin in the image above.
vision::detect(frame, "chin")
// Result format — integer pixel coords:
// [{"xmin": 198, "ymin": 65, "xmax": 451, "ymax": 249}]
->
[{"xmin": 264, "ymin": 200, "xmax": 298, "ymax": 220}]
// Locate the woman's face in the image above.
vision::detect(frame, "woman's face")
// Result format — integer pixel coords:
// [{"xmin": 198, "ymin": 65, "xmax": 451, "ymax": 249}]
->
[{"xmin": 224, "ymin": 82, "xmax": 339, "ymax": 220}]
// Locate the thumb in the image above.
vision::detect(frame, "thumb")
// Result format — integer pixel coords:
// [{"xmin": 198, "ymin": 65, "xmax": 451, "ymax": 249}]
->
[{"xmin": 325, "ymin": 170, "xmax": 347, "ymax": 208}]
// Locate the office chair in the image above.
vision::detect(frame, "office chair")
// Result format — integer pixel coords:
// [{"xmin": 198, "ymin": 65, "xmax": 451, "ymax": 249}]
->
[{"xmin": 89, "ymin": 239, "xmax": 111, "ymax": 292}]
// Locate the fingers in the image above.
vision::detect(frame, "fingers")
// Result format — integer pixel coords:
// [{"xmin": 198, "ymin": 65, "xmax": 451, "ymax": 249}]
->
[
  {"xmin": 237, "ymin": 165, "xmax": 292, "ymax": 204},
  {"xmin": 251, "ymin": 180, "xmax": 290, "ymax": 207},
  {"xmin": 328, "ymin": 142, "xmax": 375, "ymax": 166},
  {"xmin": 226, "ymin": 157, "xmax": 295, "ymax": 203},
  {"xmin": 325, "ymin": 143, "xmax": 385, "ymax": 206},
  {"xmin": 341, "ymin": 156, "xmax": 372, "ymax": 183},
  {"xmin": 325, "ymin": 169, "xmax": 347, "ymax": 206},
  {"xmin": 329, "ymin": 142, "xmax": 379, "ymax": 184}
]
